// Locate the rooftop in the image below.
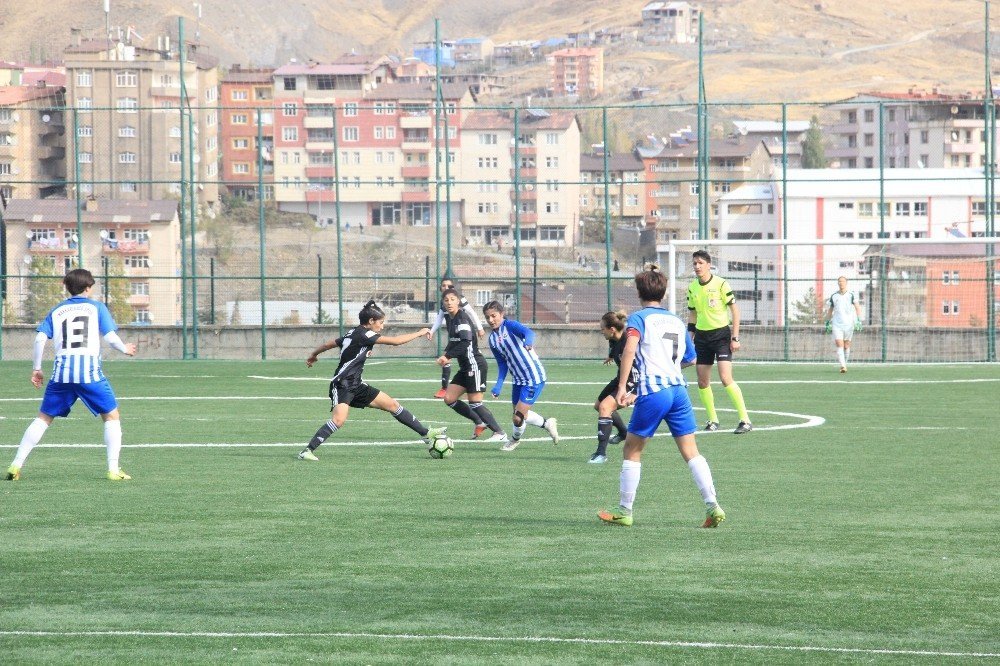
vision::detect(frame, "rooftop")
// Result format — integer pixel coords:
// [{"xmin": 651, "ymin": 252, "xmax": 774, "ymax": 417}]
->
[{"xmin": 4, "ymin": 199, "xmax": 179, "ymax": 224}]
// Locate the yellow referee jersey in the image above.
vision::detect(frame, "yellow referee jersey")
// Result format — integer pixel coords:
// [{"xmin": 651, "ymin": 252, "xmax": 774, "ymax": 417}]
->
[{"xmin": 687, "ymin": 274, "xmax": 734, "ymax": 330}]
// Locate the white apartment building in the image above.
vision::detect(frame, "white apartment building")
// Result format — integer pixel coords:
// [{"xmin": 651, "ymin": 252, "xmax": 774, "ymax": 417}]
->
[{"xmin": 703, "ymin": 168, "xmax": 991, "ymax": 324}]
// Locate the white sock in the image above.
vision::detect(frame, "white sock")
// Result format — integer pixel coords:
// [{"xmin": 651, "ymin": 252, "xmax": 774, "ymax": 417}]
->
[
  {"xmin": 104, "ymin": 420, "xmax": 123, "ymax": 473},
  {"xmin": 13, "ymin": 418, "xmax": 48, "ymax": 468},
  {"xmin": 524, "ymin": 410, "xmax": 545, "ymax": 427},
  {"xmin": 845, "ymin": 347, "xmax": 852, "ymax": 361},
  {"xmin": 512, "ymin": 424, "xmax": 525, "ymax": 440},
  {"xmin": 688, "ymin": 455, "xmax": 718, "ymax": 507},
  {"xmin": 836, "ymin": 348, "xmax": 846, "ymax": 367},
  {"xmin": 619, "ymin": 459, "xmax": 641, "ymax": 511}
]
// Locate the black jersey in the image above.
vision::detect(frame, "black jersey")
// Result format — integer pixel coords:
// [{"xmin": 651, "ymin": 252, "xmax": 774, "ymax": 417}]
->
[
  {"xmin": 443, "ymin": 308, "xmax": 485, "ymax": 370},
  {"xmin": 331, "ymin": 326, "xmax": 380, "ymax": 387},
  {"xmin": 608, "ymin": 334, "xmax": 640, "ymax": 387}
]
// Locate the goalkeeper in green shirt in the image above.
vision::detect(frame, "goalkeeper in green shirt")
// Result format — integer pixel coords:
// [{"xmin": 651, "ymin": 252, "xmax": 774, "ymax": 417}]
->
[{"xmin": 686, "ymin": 250, "xmax": 752, "ymax": 434}]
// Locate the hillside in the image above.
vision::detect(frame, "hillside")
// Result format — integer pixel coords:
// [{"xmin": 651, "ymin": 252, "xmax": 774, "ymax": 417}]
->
[{"xmin": 1, "ymin": 1, "xmax": 994, "ymax": 107}]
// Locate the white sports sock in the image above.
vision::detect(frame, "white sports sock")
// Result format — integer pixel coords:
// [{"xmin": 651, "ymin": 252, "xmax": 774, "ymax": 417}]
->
[
  {"xmin": 524, "ymin": 410, "xmax": 545, "ymax": 427},
  {"xmin": 845, "ymin": 347, "xmax": 852, "ymax": 361},
  {"xmin": 619, "ymin": 459, "xmax": 641, "ymax": 510},
  {"xmin": 836, "ymin": 348, "xmax": 846, "ymax": 367},
  {"xmin": 512, "ymin": 424, "xmax": 526, "ymax": 440},
  {"xmin": 688, "ymin": 455, "xmax": 717, "ymax": 506},
  {"xmin": 13, "ymin": 418, "xmax": 48, "ymax": 468},
  {"xmin": 104, "ymin": 420, "xmax": 123, "ymax": 473}
]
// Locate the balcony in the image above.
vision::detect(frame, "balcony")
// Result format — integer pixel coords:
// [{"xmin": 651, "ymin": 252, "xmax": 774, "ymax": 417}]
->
[
  {"xmin": 303, "ymin": 115, "xmax": 334, "ymax": 129},
  {"xmin": 401, "ymin": 164, "xmax": 430, "ymax": 178},
  {"xmin": 944, "ymin": 141, "xmax": 978, "ymax": 155},
  {"xmin": 510, "ymin": 188, "xmax": 537, "ymax": 201},
  {"xmin": 510, "ymin": 144, "xmax": 537, "ymax": 156},
  {"xmin": 150, "ymin": 86, "xmax": 181, "ymax": 98},
  {"xmin": 127, "ymin": 294, "xmax": 151, "ymax": 307},
  {"xmin": 400, "ymin": 114, "xmax": 432, "ymax": 129},
  {"xmin": 401, "ymin": 138, "xmax": 432, "ymax": 151},
  {"xmin": 37, "ymin": 145, "xmax": 66, "ymax": 160},
  {"xmin": 509, "ymin": 211, "xmax": 538, "ymax": 225},
  {"xmin": 305, "ymin": 189, "xmax": 337, "ymax": 203},
  {"xmin": 510, "ymin": 167, "xmax": 537, "ymax": 179},
  {"xmin": 103, "ymin": 239, "xmax": 150, "ymax": 254},
  {"xmin": 28, "ymin": 239, "xmax": 76, "ymax": 253},
  {"xmin": 304, "ymin": 140, "xmax": 335, "ymax": 152},
  {"xmin": 651, "ymin": 188, "xmax": 679, "ymax": 198},
  {"xmin": 402, "ymin": 189, "xmax": 431, "ymax": 202},
  {"xmin": 305, "ymin": 165, "xmax": 335, "ymax": 178}
]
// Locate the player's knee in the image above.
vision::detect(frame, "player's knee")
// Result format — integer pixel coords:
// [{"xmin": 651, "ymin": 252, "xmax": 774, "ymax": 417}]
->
[{"xmin": 513, "ymin": 410, "xmax": 525, "ymax": 427}]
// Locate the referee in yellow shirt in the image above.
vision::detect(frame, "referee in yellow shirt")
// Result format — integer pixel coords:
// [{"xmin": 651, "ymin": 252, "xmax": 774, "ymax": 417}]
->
[{"xmin": 686, "ymin": 250, "xmax": 752, "ymax": 434}]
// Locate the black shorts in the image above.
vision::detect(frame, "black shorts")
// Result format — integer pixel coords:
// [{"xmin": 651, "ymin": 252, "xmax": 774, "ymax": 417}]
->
[
  {"xmin": 598, "ymin": 377, "xmax": 636, "ymax": 403},
  {"xmin": 329, "ymin": 381, "xmax": 380, "ymax": 409},
  {"xmin": 694, "ymin": 326, "xmax": 733, "ymax": 365},
  {"xmin": 450, "ymin": 357, "xmax": 488, "ymax": 394}
]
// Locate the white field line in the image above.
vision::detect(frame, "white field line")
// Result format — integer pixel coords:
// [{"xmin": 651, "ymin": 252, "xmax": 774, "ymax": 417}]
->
[
  {"xmin": 0, "ymin": 629, "xmax": 995, "ymax": 659},
  {"xmin": 244, "ymin": 375, "xmax": 1000, "ymax": 386}
]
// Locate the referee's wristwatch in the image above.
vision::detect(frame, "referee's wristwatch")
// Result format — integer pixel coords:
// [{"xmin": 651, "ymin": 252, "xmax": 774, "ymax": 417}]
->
[{"xmin": 731, "ymin": 336, "xmax": 740, "ymax": 342}]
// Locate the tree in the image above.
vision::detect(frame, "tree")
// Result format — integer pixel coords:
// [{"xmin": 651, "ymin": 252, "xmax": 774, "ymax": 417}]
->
[
  {"xmin": 102, "ymin": 256, "xmax": 136, "ymax": 325},
  {"xmin": 23, "ymin": 257, "xmax": 65, "ymax": 323},
  {"xmin": 789, "ymin": 287, "xmax": 824, "ymax": 325},
  {"xmin": 801, "ymin": 115, "xmax": 827, "ymax": 169}
]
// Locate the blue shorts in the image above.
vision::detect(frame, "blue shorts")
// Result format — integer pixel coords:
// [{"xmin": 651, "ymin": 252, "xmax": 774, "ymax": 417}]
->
[
  {"xmin": 511, "ymin": 382, "xmax": 545, "ymax": 406},
  {"xmin": 627, "ymin": 385, "xmax": 697, "ymax": 439},
  {"xmin": 40, "ymin": 380, "xmax": 119, "ymax": 418}
]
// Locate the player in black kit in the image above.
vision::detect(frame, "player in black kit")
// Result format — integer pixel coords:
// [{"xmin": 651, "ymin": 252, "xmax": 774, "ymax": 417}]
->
[
  {"xmin": 588, "ymin": 310, "xmax": 638, "ymax": 464},
  {"xmin": 435, "ymin": 289, "xmax": 507, "ymax": 443},
  {"xmin": 298, "ymin": 300, "xmax": 446, "ymax": 461}
]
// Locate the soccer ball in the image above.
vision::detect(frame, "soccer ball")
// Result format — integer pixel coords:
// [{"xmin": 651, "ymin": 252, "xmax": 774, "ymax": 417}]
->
[{"xmin": 428, "ymin": 433, "xmax": 454, "ymax": 459}]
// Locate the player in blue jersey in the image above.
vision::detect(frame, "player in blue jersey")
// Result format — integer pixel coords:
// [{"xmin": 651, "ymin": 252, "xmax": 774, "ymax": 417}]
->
[
  {"xmin": 5, "ymin": 269, "xmax": 137, "ymax": 482},
  {"xmin": 297, "ymin": 300, "xmax": 446, "ymax": 461},
  {"xmin": 483, "ymin": 301, "xmax": 559, "ymax": 452},
  {"xmin": 598, "ymin": 266, "xmax": 726, "ymax": 528}
]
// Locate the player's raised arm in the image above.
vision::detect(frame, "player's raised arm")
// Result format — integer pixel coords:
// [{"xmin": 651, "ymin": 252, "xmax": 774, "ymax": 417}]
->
[
  {"xmin": 377, "ymin": 327, "xmax": 431, "ymax": 346},
  {"xmin": 306, "ymin": 337, "xmax": 341, "ymax": 367}
]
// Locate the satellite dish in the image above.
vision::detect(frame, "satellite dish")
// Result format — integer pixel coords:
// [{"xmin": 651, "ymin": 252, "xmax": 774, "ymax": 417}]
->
[
  {"xmin": 99, "ymin": 230, "xmax": 109, "ymax": 239},
  {"xmin": 950, "ymin": 105, "xmax": 959, "ymax": 115},
  {"xmin": 26, "ymin": 230, "xmax": 33, "ymax": 239},
  {"xmin": 41, "ymin": 113, "xmax": 51, "ymax": 123},
  {"xmin": 24, "ymin": 255, "xmax": 33, "ymax": 265}
]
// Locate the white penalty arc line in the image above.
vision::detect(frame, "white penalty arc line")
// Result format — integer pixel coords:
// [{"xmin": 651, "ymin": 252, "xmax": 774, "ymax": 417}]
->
[
  {"xmin": 246, "ymin": 375, "xmax": 1000, "ymax": 386},
  {"xmin": 0, "ymin": 630, "xmax": 994, "ymax": 659}
]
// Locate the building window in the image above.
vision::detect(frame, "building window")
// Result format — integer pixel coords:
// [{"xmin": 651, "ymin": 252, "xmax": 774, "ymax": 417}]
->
[
  {"xmin": 479, "ymin": 133, "xmax": 498, "ymax": 145},
  {"xmin": 283, "ymin": 77, "xmax": 296, "ymax": 91},
  {"xmin": 118, "ymin": 151, "xmax": 137, "ymax": 164},
  {"xmin": 130, "ymin": 281, "xmax": 149, "ymax": 296},
  {"xmin": 233, "ymin": 163, "xmax": 250, "ymax": 174},
  {"xmin": 231, "ymin": 89, "xmax": 249, "ymax": 101},
  {"xmin": 344, "ymin": 103, "xmax": 358, "ymax": 117},
  {"xmin": 545, "ymin": 201, "xmax": 560, "ymax": 213},
  {"xmin": 863, "ymin": 133, "xmax": 874, "ymax": 147},
  {"xmin": 76, "ymin": 70, "xmax": 93, "ymax": 87},
  {"xmin": 169, "ymin": 152, "xmax": 181, "ymax": 164},
  {"xmin": 233, "ymin": 138, "xmax": 249, "ymax": 149},
  {"xmin": 78, "ymin": 152, "xmax": 93, "ymax": 163},
  {"xmin": 282, "ymin": 102, "xmax": 298, "ymax": 117},
  {"xmin": 343, "ymin": 127, "xmax": 359, "ymax": 142},
  {"xmin": 169, "ymin": 126, "xmax": 182, "ymax": 138},
  {"xmin": 78, "ymin": 125, "xmax": 93, "ymax": 137},
  {"xmin": 282, "ymin": 127, "xmax": 298, "ymax": 142},
  {"xmin": 116, "ymin": 70, "xmax": 138, "ymax": 87},
  {"xmin": 539, "ymin": 226, "xmax": 565, "ymax": 241},
  {"xmin": 545, "ymin": 132, "xmax": 559, "ymax": 145},
  {"xmin": 120, "ymin": 182, "xmax": 138, "ymax": 193},
  {"xmin": 864, "ymin": 109, "xmax": 875, "ymax": 123},
  {"xmin": 116, "ymin": 97, "xmax": 138, "ymax": 113},
  {"xmin": 545, "ymin": 156, "xmax": 559, "ymax": 168},
  {"xmin": 78, "ymin": 97, "xmax": 93, "ymax": 112},
  {"xmin": 374, "ymin": 126, "xmax": 384, "ymax": 139}
]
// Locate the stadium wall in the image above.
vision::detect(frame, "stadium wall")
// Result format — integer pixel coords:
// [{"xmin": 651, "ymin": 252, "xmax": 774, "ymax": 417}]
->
[{"xmin": 1, "ymin": 325, "xmax": 992, "ymax": 361}]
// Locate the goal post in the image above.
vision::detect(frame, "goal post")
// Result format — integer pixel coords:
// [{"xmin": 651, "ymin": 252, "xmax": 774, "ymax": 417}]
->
[{"xmin": 662, "ymin": 238, "xmax": 999, "ymax": 363}]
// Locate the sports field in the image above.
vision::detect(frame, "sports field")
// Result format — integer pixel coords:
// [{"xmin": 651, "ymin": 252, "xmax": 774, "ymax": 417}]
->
[{"xmin": 1, "ymin": 359, "xmax": 998, "ymax": 663}]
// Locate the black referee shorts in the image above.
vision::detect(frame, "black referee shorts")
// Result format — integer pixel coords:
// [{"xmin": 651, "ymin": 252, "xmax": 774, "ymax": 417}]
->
[{"xmin": 694, "ymin": 326, "xmax": 733, "ymax": 365}]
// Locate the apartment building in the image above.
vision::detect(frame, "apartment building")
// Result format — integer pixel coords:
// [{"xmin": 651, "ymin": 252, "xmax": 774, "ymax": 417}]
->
[
  {"xmin": 63, "ymin": 35, "xmax": 220, "ymax": 206},
  {"xmin": 548, "ymin": 48, "xmax": 604, "ymax": 97},
  {"xmin": 3, "ymin": 198, "xmax": 180, "ymax": 325},
  {"xmin": 453, "ymin": 38, "xmax": 495, "ymax": 64},
  {"xmin": 709, "ymin": 168, "xmax": 991, "ymax": 325},
  {"xmin": 638, "ymin": 135, "xmax": 773, "ymax": 243},
  {"xmin": 825, "ymin": 91, "xmax": 996, "ymax": 169},
  {"xmin": 731, "ymin": 120, "xmax": 810, "ymax": 169},
  {"xmin": 219, "ymin": 65, "xmax": 274, "ymax": 200},
  {"xmin": 640, "ymin": 2, "xmax": 701, "ymax": 43},
  {"xmin": 0, "ymin": 84, "xmax": 67, "ymax": 200},
  {"xmin": 579, "ymin": 151, "xmax": 645, "ymax": 227},
  {"xmin": 461, "ymin": 108, "xmax": 581, "ymax": 248}
]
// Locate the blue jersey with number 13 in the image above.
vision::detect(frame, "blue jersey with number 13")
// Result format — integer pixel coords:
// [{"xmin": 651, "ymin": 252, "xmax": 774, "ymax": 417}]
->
[{"xmin": 37, "ymin": 295, "xmax": 118, "ymax": 384}]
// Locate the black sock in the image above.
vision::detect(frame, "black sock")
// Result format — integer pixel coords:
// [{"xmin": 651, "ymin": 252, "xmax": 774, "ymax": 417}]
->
[
  {"xmin": 440, "ymin": 364, "xmax": 450, "ymax": 390},
  {"xmin": 611, "ymin": 411, "xmax": 627, "ymax": 437},
  {"xmin": 446, "ymin": 399, "xmax": 477, "ymax": 421},
  {"xmin": 307, "ymin": 420, "xmax": 338, "ymax": 451},
  {"xmin": 392, "ymin": 405, "xmax": 428, "ymax": 437},
  {"xmin": 469, "ymin": 402, "xmax": 504, "ymax": 434},
  {"xmin": 596, "ymin": 418, "xmax": 613, "ymax": 456}
]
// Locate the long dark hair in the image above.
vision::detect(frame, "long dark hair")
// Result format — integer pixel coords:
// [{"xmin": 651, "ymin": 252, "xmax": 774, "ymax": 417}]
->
[{"xmin": 359, "ymin": 300, "xmax": 385, "ymax": 325}]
